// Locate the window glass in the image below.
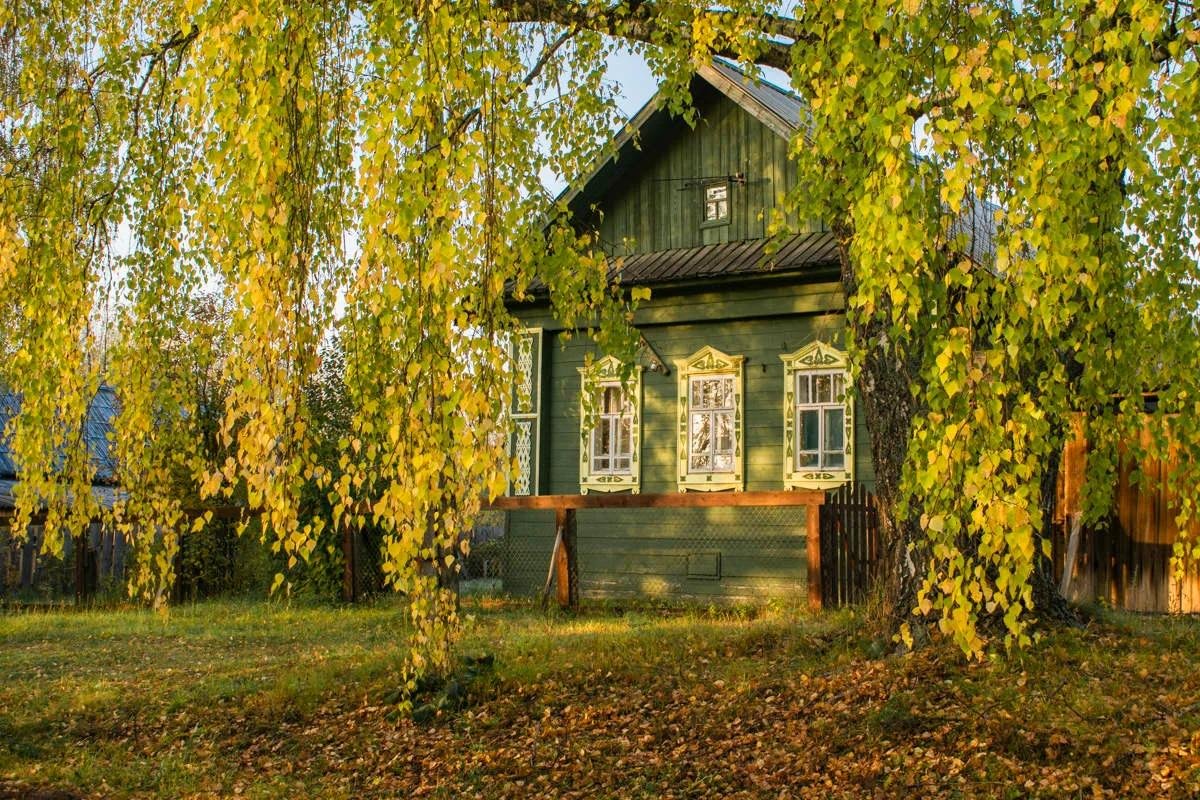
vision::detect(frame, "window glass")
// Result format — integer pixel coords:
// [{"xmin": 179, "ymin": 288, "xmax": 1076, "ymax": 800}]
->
[
  {"xmin": 704, "ymin": 183, "xmax": 729, "ymax": 222},
  {"xmin": 814, "ymin": 374, "xmax": 832, "ymax": 403},
  {"xmin": 796, "ymin": 374, "xmax": 810, "ymax": 404},
  {"xmin": 688, "ymin": 373, "xmax": 736, "ymax": 474},
  {"xmin": 589, "ymin": 381, "xmax": 633, "ymax": 474},
  {"xmin": 831, "ymin": 374, "xmax": 846, "ymax": 402},
  {"xmin": 824, "ymin": 408, "xmax": 844, "ymax": 451},
  {"xmin": 690, "ymin": 412, "xmax": 711, "ymax": 454},
  {"xmin": 716, "ymin": 413, "xmax": 734, "ymax": 452},
  {"xmin": 799, "ymin": 409, "xmax": 820, "ymax": 452},
  {"xmin": 794, "ymin": 370, "xmax": 849, "ymax": 472}
]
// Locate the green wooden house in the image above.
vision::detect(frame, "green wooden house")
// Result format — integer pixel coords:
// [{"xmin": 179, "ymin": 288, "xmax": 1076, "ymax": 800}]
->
[{"xmin": 502, "ymin": 60, "xmax": 874, "ymax": 602}]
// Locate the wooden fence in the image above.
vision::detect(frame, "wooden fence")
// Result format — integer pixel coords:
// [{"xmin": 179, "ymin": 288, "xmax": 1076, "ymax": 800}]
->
[
  {"xmin": 1055, "ymin": 421, "xmax": 1200, "ymax": 613},
  {"xmin": 485, "ymin": 490, "xmax": 827, "ymax": 608},
  {"xmin": 818, "ymin": 482, "xmax": 881, "ymax": 607}
]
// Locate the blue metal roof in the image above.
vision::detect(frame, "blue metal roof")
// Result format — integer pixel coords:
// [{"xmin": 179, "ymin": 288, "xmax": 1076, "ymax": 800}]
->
[
  {"xmin": 0, "ymin": 478, "xmax": 120, "ymax": 512},
  {"xmin": 0, "ymin": 385, "xmax": 119, "ymax": 496}
]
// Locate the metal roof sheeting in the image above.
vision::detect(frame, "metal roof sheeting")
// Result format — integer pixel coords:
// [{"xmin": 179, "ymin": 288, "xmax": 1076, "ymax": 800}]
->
[
  {"xmin": 519, "ymin": 231, "xmax": 839, "ymax": 295},
  {"xmin": 706, "ymin": 59, "xmax": 808, "ymax": 133},
  {"xmin": 613, "ymin": 230, "xmax": 838, "ymax": 285},
  {"xmin": 0, "ymin": 478, "xmax": 121, "ymax": 513},
  {"xmin": 0, "ymin": 385, "xmax": 119, "ymax": 499}
]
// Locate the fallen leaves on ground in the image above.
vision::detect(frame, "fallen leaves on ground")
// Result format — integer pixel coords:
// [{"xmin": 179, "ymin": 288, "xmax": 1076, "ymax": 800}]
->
[{"xmin": 1, "ymin": 601, "xmax": 1198, "ymax": 798}]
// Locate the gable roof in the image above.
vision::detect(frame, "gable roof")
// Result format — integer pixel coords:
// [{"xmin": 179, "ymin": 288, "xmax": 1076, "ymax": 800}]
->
[
  {"xmin": 528, "ymin": 58, "xmax": 996, "ymax": 300},
  {"xmin": 702, "ymin": 59, "xmax": 807, "ymax": 139},
  {"xmin": 558, "ymin": 58, "xmax": 807, "ymax": 215}
]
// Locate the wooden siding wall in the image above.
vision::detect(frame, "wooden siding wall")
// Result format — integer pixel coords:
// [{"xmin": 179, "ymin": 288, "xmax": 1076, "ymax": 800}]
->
[
  {"xmin": 1056, "ymin": 422, "xmax": 1200, "ymax": 613},
  {"xmin": 590, "ymin": 87, "xmax": 822, "ymax": 256},
  {"xmin": 506, "ymin": 284, "xmax": 871, "ymax": 601}
]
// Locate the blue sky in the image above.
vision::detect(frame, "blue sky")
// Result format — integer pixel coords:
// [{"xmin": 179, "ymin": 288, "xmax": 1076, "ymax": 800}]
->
[{"xmin": 603, "ymin": 48, "xmax": 795, "ymax": 118}]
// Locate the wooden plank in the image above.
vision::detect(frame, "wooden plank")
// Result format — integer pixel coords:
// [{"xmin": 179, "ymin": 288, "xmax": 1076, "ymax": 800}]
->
[
  {"xmin": 541, "ymin": 526, "xmax": 564, "ymax": 608},
  {"xmin": 554, "ymin": 508, "xmax": 578, "ymax": 608},
  {"xmin": 486, "ymin": 491, "xmax": 824, "ymax": 511},
  {"xmin": 1060, "ymin": 514, "xmax": 1082, "ymax": 597}
]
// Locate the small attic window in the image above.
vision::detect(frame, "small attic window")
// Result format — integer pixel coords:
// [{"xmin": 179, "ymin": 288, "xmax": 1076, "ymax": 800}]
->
[{"xmin": 702, "ymin": 183, "xmax": 729, "ymax": 225}]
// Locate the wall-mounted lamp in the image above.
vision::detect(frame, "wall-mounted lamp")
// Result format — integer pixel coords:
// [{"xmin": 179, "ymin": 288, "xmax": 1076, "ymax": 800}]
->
[{"xmin": 639, "ymin": 335, "xmax": 670, "ymax": 376}]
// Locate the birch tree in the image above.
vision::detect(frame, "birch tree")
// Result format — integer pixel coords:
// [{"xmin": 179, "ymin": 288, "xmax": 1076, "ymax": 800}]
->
[{"xmin": 3, "ymin": 0, "xmax": 1200, "ymax": 672}]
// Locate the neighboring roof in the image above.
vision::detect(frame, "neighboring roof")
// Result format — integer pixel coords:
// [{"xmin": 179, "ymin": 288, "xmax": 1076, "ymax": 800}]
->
[
  {"xmin": 516, "ymin": 231, "xmax": 839, "ymax": 298},
  {"xmin": 0, "ymin": 479, "xmax": 121, "ymax": 514},
  {"xmin": 0, "ymin": 385, "xmax": 119, "ymax": 492}
]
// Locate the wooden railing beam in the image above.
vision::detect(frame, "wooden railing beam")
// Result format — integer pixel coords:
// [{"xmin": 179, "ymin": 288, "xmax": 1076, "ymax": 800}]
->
[{"xmin": 483, "ymin": 490, "xmax": 824, "ymax": 511}]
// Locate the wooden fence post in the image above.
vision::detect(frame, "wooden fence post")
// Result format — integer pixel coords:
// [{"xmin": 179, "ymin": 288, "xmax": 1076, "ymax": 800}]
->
[
  {"xmin": 554, "ymin": 507, "xmax": 578, "ymax": 609},
  {"xmin": 341, "ymin": 524, "xmax": 356, "ymax": 604},
  {"xmin": 807, "ymin": 501, "xmax": 822, "ymax": 610},
  {"xmin": 1060, "ymin": 513, "xmax": 1082, "ymax": 597},
  {"xmin": 74, "ymin": 529, "xmax": 87, "ymax": 605}
]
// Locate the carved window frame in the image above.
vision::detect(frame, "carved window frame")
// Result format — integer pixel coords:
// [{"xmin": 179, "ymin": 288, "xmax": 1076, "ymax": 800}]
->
[
  {"xmin": 578, "ymin": 355, "xmax": 642, "ymax": 494},
  {"xmin": 508, "ymin": 327, "xmax": 542, "ymax": 496},
  {"xmin": 781, "ymin": 342, "xmax": 854, "ymax": 490},
  {"xmin": 675, "ymin": 346, "xmax": 745, "ymax": 492}
]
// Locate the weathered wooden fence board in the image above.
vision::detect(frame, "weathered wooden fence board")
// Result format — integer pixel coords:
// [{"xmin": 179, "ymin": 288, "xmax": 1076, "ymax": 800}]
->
[
  {"xmin": 1055, "ymin": 420, "xmax": 1200, "ymax": 613},
  {"xmin": 818, "ymin": 482, "xmax": 880, "ymax": 607}
]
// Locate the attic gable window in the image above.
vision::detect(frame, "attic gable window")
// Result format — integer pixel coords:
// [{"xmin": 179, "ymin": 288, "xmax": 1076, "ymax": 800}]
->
[{"xmin": 703, "ymin": 183, "xmax": 729, "ymax": 224}]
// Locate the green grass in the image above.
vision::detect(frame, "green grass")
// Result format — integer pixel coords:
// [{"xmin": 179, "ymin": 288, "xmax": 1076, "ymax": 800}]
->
[{"xmin": 1, "ymin": 599, "xmax": 1199, "ymax": 798}]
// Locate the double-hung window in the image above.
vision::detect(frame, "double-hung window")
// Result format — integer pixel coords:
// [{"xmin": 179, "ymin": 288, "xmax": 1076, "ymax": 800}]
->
[
  {"xmin": 675, "ymin": 346, "xmax": 744, "ymax": 491},
  {"xmin": 688, "ymin": 375, "xmax": 735, "ymax": 473},
  {"xmin": 794, "ymin": 371, "xmax": 846, "ymax": 470},
  {"xmin": 578, "ymin": 356, "xmax": 641, "ymax": 493},
  {"xmin": 591, "ymin": 383, "xmax": 634, "ymax": 475},
  {"xmin": 781, "ymin": 342, "xmax": 854, "ymax": 489}
]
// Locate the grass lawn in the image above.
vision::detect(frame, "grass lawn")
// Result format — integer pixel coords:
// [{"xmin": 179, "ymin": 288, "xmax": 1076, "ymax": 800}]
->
[{"xmin": 1, "ymin": 598, "xmax": 1199, "ymax": 799}]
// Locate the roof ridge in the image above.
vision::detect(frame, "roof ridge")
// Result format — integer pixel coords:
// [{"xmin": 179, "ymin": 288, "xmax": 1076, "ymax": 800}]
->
[
  {"xmin": 709, "ymin": 56, "xmax": 805, "ymax": 105},
  {"xmin": 555, "ymin": 58, "xmax": 806, "ymax": 212}
]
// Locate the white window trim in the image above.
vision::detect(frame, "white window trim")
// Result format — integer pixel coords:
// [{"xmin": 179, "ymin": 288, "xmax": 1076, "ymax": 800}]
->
[
  {"xmin": 578, "ymin": 356, "xmax": 642, "ymax": 494},
  {"xmin": 675, "ymin": 346, "xmax": 745, "ymax": 492},
  {"xmin": 781, "ymin": 342, "xmax": 854, "ymax": 490}
]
